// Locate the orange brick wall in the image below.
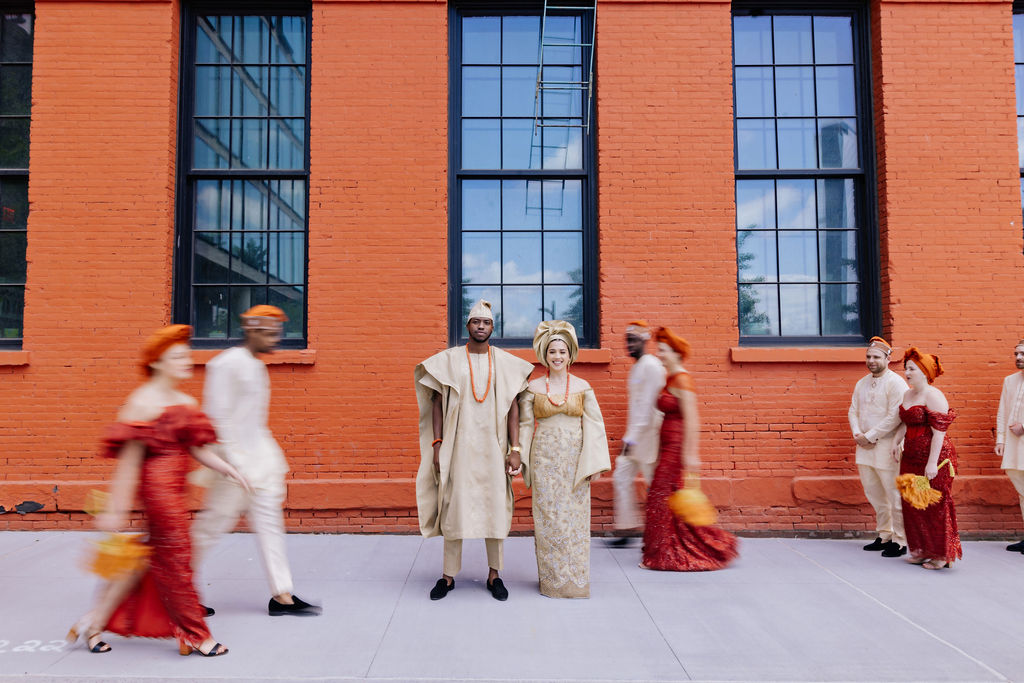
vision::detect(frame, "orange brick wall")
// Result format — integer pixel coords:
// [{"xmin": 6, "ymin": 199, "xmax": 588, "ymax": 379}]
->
[{"xmin": 3, "ymin": 0, "xmax": 1024, "ymax": 538}]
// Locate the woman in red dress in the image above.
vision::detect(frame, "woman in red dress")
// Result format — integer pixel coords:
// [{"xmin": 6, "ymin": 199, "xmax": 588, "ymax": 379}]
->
[
  {"xmin": 641, "ymin": 327, "xmax": 738, "ymax": 571},
  {"xmin": 890, "ymin": 347, "xmax": 961, "ymax": 570},
  {"xmin": 67, "ymin": 325, "xmax": 250, "ymax": 656}
]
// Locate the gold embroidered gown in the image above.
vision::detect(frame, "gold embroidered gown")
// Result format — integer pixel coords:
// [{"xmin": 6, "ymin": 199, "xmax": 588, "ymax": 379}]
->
[{"xmin": 520, "ymin": 389, "xmax": 610, "ymax": 598}]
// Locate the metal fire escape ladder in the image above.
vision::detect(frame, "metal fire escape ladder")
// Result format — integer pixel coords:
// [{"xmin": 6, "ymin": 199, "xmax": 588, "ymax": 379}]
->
[{"xmin": 532, "ymin": 0, "xmax": 596, "ymax": 137}]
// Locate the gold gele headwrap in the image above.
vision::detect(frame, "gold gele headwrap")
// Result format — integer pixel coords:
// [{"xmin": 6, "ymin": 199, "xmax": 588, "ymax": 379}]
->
[
  {"xmin": 241, "ymin": 304, "xmax": 287, "ymax": 331},
  {"xmin": 902, "ymin": 346, "xmax": 944, "ymax": 384},
  {"xmin": 467, "ymin": 299, "xmax": 494, "ymax": 322},
  {"xmin": 140, "ymin": 324, "xmax": 192, "ymax": 374},
  {"xmin": 867, "ymin": 336, "xmax": 892, "ymax": 356},
  {"xmin": 532, "ymin": 319, "xmax": 579, "ymax": 367},
  {"xmin": 625, "ymin": 320, "xmax": 651, "ymax": 340}
]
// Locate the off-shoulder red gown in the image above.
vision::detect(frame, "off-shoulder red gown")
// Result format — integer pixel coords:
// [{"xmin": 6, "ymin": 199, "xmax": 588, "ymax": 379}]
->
[
  {"xmin": 101, "ymin": 405, "xmax": 214, "ymax": 647},
  {"xmin": 898, "ymin": 405, "xmax": 962, "ymax": 563},
  {"xmin": 642, "ymin": 374, "xmax": 738, "ymax": 571}
]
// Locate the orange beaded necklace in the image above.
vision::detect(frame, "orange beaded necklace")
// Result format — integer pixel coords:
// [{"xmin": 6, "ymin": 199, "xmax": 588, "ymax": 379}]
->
[
  {"xmin": 466, "ymin": 345, "xmax": 492, "ymax": 403},
  {"xmin": 545, "ymin": 368, "xmax": 570, "ymax": 407}
]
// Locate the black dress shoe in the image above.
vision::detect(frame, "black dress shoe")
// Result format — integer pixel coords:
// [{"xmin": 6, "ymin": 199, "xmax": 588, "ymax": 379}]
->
[
  {"xmin": 605, "ymin": 537, "xmax": 636, "ymax": 548},
  {"xmin": 201, "ymin": 604, "xmax": 215, "ymax": 617},
  {"xmin": 1006, "ymin": 539, "xmax": 1024, "ymax": 552},
  {"xmin": 268, "ymin": 595, "xmax": 322, "ymax": 616},
  {"xmin": 486, "ymin": 577, "xmax": 508, "ymax": 601},
  {"xmin": 862, "ymin": 537, "xmax": 885, "ymax": 551},
  {"xmin": 881, "ymin": 542, "xmax": 907, "ymax": 557},
  {"xmin": 430, "ymin": 578, "xmax": 454, "ymax": 600}
]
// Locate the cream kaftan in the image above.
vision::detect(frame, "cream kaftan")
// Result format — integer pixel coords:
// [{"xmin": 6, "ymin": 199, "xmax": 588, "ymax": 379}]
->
[
  {"xmin": 414, "ymin": 346, "xmax": 532, "ymax": 539},
  {"xmin": 519, "ymin": 389, "xmax": 610, "ymax": 598},
  {"xmin": 848, "ymin": 369, "xmax": 908, "ymax": 469},
  {"xmin": 996, "ymin": 371, "xmax": 1024, "ymax": 471}
]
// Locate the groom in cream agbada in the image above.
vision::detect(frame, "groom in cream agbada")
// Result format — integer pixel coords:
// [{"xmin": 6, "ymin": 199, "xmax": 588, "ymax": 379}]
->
[{"xmin": 414, "ymin": 300, "xmax": 533, "ymax": 601}]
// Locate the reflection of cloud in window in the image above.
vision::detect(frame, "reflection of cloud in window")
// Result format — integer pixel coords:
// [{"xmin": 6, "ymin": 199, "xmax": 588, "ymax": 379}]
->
[
  {"xmin": 502, "ymin": 260, "xmax": 541, "ymax": 283},
  {"xmin": 462, "ymin": 252, "xmax": 500, "ymax": 282},
  {"xmin": 776, "ymin": 183, "xmax": 814, "ymax": 227}
]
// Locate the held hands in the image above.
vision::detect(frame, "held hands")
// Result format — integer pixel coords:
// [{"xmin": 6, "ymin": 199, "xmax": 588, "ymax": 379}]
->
[
  {"xmin": 231, "ymin": 470, "xmax": 254, "ymax": 495},
  {"xmin": 506, "ymin": 451, "xmax": 522, "ymax": 477},
  {"xmin": 891, "ymin": 442, "xmax": 902, "ymax": 464},
  {"xmin": 1010, "ymin": 423, "xmax": 1024, "ymax": 438},
  {"xmin": 854, "ymin": 433, "xmax": 874, "ymax": 448}
]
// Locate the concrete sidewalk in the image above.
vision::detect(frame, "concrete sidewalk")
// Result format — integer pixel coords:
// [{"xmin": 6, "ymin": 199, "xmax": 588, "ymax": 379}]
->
[{"xmin": 0, "ymin": 532, "xmax": 1022, "ymax": 682}]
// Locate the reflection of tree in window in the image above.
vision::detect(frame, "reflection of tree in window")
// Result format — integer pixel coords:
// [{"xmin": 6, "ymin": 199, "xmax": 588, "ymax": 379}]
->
[{"xmin": 737, "ymin": 232, "xmax": 770, "ymax": 334}]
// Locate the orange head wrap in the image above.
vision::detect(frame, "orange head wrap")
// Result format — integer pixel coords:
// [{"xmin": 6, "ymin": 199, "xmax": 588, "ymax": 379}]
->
[
  {"xmin": 867, "ymin": 336, "xmax": 892, "ymax": 356},
  {"xmin": 654, "ymin": 326, "xmax": 691, "ymax": 361},
  {"xmin": 141, "ymin": 324, "xmax": 192, "ymax": 375},
  {"xmin": 625, "ymin": 320, "xmax": 651, "ymax": 340},
  {"xmin": 902, "ymin": 346, "xmax": 944, "ymax": 384},
  {"xmin": 241, "ymin": 305, "xmax": 288, "ymax": 331}
]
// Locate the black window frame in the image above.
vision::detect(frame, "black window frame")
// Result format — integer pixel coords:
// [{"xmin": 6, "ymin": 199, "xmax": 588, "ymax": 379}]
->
[
  {"xmin": 733, "ymin": 1, "xmax": 881, "ymax": 346},
  {"xmin": 448, "ymin": 1, "xmax": 599, "ymax": 348},
  {"xmin": 1014, "ymin": 1, "xmax": 1024, "ymax": 241},
  {"xmin": 0, "ymin": 2, "xmax": 33, "ymax": 350},
  {"xmin": 173, "ymin": 0, "xmax": 312, "ymax": 349}
]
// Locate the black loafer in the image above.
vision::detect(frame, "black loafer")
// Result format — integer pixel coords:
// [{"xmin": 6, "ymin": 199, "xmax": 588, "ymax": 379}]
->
[
  {"xmin": 486, "ymin": 577, "xmax": 508, "ymax": 601},
  {"xmin": 1006, "ymin": 539, "xmax": 1024, "ymax": 552},
  {"xmin": 605, "ymin": 537, "xmax": 636, "ymax": 548},
  {"xmin": 430, "ymin": 578, "xmax": 454, "ymax": 600},
  {"xmin": 881, "ymin": 543, "xmax": 907, "ymax": 557},
  {"xmin": 268, "ymin": 595, "xmax": 322, "ymax": 616},
  {"xmin": 201, "ymin": 604, "xmax": 215, "ymax": 617},
  {"xmin": 862, "ymin": 537, "xmax": 885, "ymax": 551}
]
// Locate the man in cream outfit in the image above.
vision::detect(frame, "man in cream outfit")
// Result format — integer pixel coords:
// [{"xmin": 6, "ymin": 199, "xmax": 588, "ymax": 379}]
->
[
  {"xmin": 192, "ymin": 305, "xmax": 321, "ymax": 616},
  {"xmin": 849, "ymin": 336, "xmax": 908, "ymax": 557},
  {"xmin": 609, "ymin": 320, "xmax": 665, "ymax": 547},
  {"xmin": 995, "ymin": 340, "xmax": 1024, "ymax": 553}
]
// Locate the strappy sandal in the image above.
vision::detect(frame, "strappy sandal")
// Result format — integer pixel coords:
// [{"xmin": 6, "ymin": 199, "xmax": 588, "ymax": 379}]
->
[
  {"xmin": 179, "ymin": 640, "xmax": 228, "ymax": 657},
  {"xmin": 66, "ymin": 623, "xmax": 111, "ymax": 653},
  {"xmin": 904, "ymin": 556, "xmax": 928, "ymax": 565},
  {"xmin": 921, "ymin": 560, "xmax": 950, "ymax": 570}
]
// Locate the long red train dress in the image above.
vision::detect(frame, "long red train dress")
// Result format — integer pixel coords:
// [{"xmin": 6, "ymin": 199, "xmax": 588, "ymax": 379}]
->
[
  {"xmin": 100, "ymin": 405, "xmax": 215, "ymax": 647},
  {"xmin": 641, "ymin": 373, "xmax": 738, "ymax": 571},
  {"xmin": 898, "ymin": 405, "xmax": 962, "ymax": 563}
]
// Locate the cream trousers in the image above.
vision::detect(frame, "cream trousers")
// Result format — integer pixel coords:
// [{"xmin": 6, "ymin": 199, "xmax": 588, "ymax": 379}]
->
[
  {"xmin": 1005, "ymin": 469, "xmax": 1024, "ymax": 523},
  {"xmin": 612, "ymin": 454, "xmax": 655, "ymax": 530},
  {"xmin": 192, "ymin": 477, "xmax": 294, "ymax": 597},
  {"xmin": 443, "ymin": 538, "xmax": 503, "ymax": 577},
  {"xmin": 858, "ymin": 464, "xmax": 906, "ymax": 547}
]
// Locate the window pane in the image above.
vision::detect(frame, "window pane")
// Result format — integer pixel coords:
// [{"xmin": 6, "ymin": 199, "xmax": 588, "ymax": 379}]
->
[
  {"xmin": 736, "ymin": 180, "xmax": 775, "ymax": 230},
  {"xmin": 233, "ymin": 66, "xmax": 267, "ymax": 117},
  {"xmin": 544, "ymin": 285, "xmax": 583, "ymax": 332},
  {"xmin": 463, "ymin": 16, "xmax": 500, "ymax": 64},
  {"xmin": 269, "ymin": 118, "xmax": 304, "ymax": 169},
  {"xmin": 735, "ymin": 67, "xmax": 774, "ymax": 117},
  {"xmin": 462, "ymin": 119, "xmax": 500, "ymax": 169},
  {"xmin": 233, "ymin": 118, "xmax": 269, "ymax": 168},
  {"xmin": 502, "ymin": 285, "xmax": 542, "ymax": 337},
  {"xmin": 502, "ymin": 118, "xmax": 540, "ymax": 169},
  {"xmin": 193, "ymin": 287, "xmax": 229, "ymax": 338},
  {"xmin": 542, "ymin": 180, "xmax": 582, "ymax": 230},
  {"xmin": 229, "ymin": 286, "xmax": 269, "ymax": 336},
  {"xmin": 739, "ymin": 284, "xmax": 778, "ymax": 335},
  {"xmin": 1016, "ymin": 14, "xmax": 1024, "ymax": 65},
  {"xmin": 194, "ymin": 118, "xmax": 231, "ymax": 169},
  {"xmin": 734, "ymin": 16, "xmax": 772, "ymax": 65},
  {"xmin": 736, "ymin": 119, "xmax": 776, "ymax": 170},
  {"xmin": 230, "ymin": 232, "xmax": 268, "ymax": 284},
  {"xmin": 270, "ymin": 16, "xmax": 306, "ymax": 64},
  {"xmin": 194, "ymin": 66, "xmax": 230, "ymax": 117},
  {"xmin": 462, "ymin": 285, "xmax": 502, "ymax": 333},
  {"xmin": 270, "ymin": 66, "xmax": 305, "ymax": 116},
  {"xmin": 821, "ymin": 284, "xmax": 859, "ymax": 335},
  {"xmin": 773, "ymin": 16, "xmax": 813, "ymax": 64},
  {"xmin": 197, "ymin": 17, "xmax": 231, "ymax": 64},
  {"xmin": 237, "ymin": 16, "xmax": 269, "ymax": 63},
  {"xmin": 542, "ymin": 121, "xmax": 583, "ymax": 169},
  {"xmin": 238, "ymin": 180, "xmax": 268, "ymax": 230},
  {"xmin": 778, "ymin": 231, "xmax": 817, "ymax": 282},
  {"xmin": 502, "ymin": 66, "xmax": 537, "ymax": 117},
  {"xmin": 462, "ymin": 179, "xmax": 500, "ymax": 229},
  {"xmin": 813, "ymin": 16, "xmax": 853, "ymax": 64},
  {"xmin": 775, "ymin": 66, "xmax": 814, "ymax": 116},
  {"xmin": 0, "ymin": 284, "xmax": 24, "ymax": 337},
  {"xmin": 776, "ymin": 179, "xmax": 815, "ymax": 228},
  {"xmin": 0, "ymin": 177, "xmax": 28, "ymax": 229},
  {"xmin": 0, "ymin": 231, "xmax": 26, "ymax": 283},
  {"xmin": 737, "ymin": 230, "xmax": 777, "ymax": 282},
  {"xmin": 462, "ymin": 232, "xmax": 499, "ymax": 284},
  {"xmin": 777, "ymin": 118, "xmax": 816, "ymax": 169},
  {"xmin": 1019, "ymin": 118, "xmax": 1024, "ymax": 168},
  {"xmin": 541, "ymin": 67, "xmax": 582, "ymax": 118},
  {"xmin": 463, "ymin": 66, "xmax": 500, "ymax": 117},
  {"xmin": 818, "ymin": 118, "xmax": 858, "ymax": 168},
  {"xmin": 269, "ymin": 285, "xmax": 304, "ymax": 338},
  {"xmin": 816, "ymin": 179, "xmax": 856, "ymax": 229},
  {"xmin": 815, "ymin": 66, "xmax": 855, "ymax": 117},
  {"xmin": 268, "ymin": 180, "xmax": 305, "ymax": 230},
  {"xmin": 502, "ymin": 180, "xmax": 542, "ymax": 229},
  {"xmin": 819, "ymin": 230, "xmax": 858, "ymax": 282},
  {"xmin": 195, "ymin": 232, "xmax": 230, "ymax": 283},
  {"xmin": 543, "ymin": 232, "xmax": 582, "ymax": 283},
  {"xmin": 267, "ymin": 232, "xmax": 304, "ymax": 284},
  {"xmin": 502, "ymin": 232, "xmax": 541, "ymax": 283},
  {"xmin": 779, "ymin": 284, "xmax": 818, "ymax": 335},
  {"xmin": 502, "ymin": 16, "xmax": 540, "ymax": 64},
  {"xmin": 1017, "ymin": 66, "xmax": 1024, "ymax": 116},
  {"xmin": 543, "ymin": 16, "xmax": 582, "ymax": 65},
  {"xmin": 0, "ymin": 118, "xmax": 29, "ymax": 168},
  {"xmin": 0, "ymin": 14, "xmax": 32, "ymax": 62},
  {"xmin": 0, "ymin": 65, "xmax": 31, "ymax": 116}
]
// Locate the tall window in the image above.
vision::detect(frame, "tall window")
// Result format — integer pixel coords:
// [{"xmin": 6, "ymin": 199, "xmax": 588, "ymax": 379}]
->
[
  {"xmin": 0, "ymin": 7, "xmax": 31, "ymax": 348},
  {"xmin": 1014, "ymin": 8, "xmax": 1024, "ymax": 230},
  {"xmin": 175, "ymin": 6, "xmax": 309, "ymax": 346},
  {"xmin": 450, "ymin": 6, "xmax": 597, "ymax": 346},
  {"xmin": 733, "ymin": 5, "xmax": 878, "ymax": 342}
]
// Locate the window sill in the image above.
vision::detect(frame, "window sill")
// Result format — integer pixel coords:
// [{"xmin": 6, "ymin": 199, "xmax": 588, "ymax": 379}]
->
[
  {"xmin": 192, "ymin": 349, "xmax": 317, "ymax": 365},
  {"xmin": 0, "ymin": 351, "xmax": 29, "ymax": 366},
  {"xmin": 730, "ymin": 346, "xmax": 868, "ymax": 363},
  {"xmin": 505, "ymin": 348, "xmax": 612, "ymax": 364}
]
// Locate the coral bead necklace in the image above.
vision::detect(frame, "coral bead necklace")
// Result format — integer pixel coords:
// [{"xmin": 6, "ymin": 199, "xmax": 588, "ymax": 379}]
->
[
  {"xmin": 466, "ymin": 345, "xmax": 492, "ymax": 403},
  {"xmin": 545, "ymin": 368, "xmax": 570, "ymax": 407}
]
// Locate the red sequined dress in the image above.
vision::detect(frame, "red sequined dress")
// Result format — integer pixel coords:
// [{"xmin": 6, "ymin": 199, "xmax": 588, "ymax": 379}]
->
[
  {"xmin": 898, "ymin": 405, "xmax": 962, "ymax": 563},
  {"xmin": 101, "ymin": 405, "xmax": 215, "ymax": 647},
  {"xmin": 641, "ymin": 374, "xmax": 738, "ymax": 571}
]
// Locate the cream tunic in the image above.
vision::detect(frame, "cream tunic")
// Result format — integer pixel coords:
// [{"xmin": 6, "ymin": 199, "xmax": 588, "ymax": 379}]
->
[
  {"xmin": 996, "ymin": 371, "xmax": 1024, "ymax": 470},
  {"xmin": 414, "ymin": 345, "xmax": 533, "ymax": 539},
  {"xmin": 848, "ymin": 368, "xmax": 908, "ymax": 469},
  {"xmin": 622, "ymin": 353, "xmax": 666, "ymax": 466}
]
